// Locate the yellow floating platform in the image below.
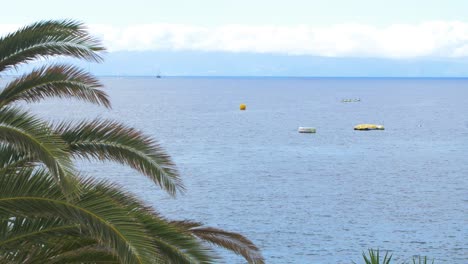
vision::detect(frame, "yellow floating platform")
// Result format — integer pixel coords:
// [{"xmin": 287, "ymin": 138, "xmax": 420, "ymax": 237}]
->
[
  {"xmin": 354, "ymin": 124, "xmax": 384, "ymax": 130},
  {"xmin": 240, "ymin": 104, "xmax": 246, "ymax": 110}
]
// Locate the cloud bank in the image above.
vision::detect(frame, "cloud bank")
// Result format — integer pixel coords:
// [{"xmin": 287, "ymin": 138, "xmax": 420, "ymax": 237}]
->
[{"xmin": 2, "ymin": 21, "xmax": 468, "ymax": 58}]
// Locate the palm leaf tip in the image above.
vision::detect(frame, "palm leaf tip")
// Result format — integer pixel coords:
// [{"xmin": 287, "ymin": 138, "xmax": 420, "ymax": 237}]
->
[
  {"xmin": 0, "ymin": 19, "xmax": 105, "ymax": 73},
  {"xmin": 55, "ymin": 119, "xmax": 184, "ymax": 196},
  {"xmin": 172, "ymin": 221, "xmax": 265, "ymax": 264},
  {"xmin": 0, "ymin": 64, "xmax": 110, "ymax": 108}
]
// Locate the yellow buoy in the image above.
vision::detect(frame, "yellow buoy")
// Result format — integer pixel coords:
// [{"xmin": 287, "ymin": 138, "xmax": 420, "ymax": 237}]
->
[
  {"xmin": 240, "ymin": 104, "xmax": 246, "ymax": 110},
  {"xmin": 354, "ymin": 124, "xmax": 384, "ymax": 130}
]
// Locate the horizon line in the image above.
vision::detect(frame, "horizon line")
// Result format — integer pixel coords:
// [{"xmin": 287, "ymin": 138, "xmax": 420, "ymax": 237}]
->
[
  {"xmin": 3, "ymin": 74, "xmax": 468, "ymax": 79},
  {"xmin": 72, "ymin": 75, "xmax": 468, "ymax": 79}
]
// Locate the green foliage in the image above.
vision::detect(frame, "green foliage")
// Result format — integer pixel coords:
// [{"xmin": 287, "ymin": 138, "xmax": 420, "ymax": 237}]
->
[
  {"xmin": 0, "ymin": 106, "xmax": 78, "ymax": 196},
  {"xmin": 411, "ymin": 255, "xmax": 434, "ymax": 264},
  {"xmin": 0, "ymin": 64, "xmax": 110, "ymax": 108},
  {"xmin": 55, "ymin": 119, "xmax": 184, "ymax": 196},
  {"xmin": 0, "ymin": 20, "xmax": 104, "ymax": 72},
  {"xmin": 0, "ymin": 20, "xmax": 264, "ymax": 263},
  {"xmin": 353, "ymin": 249, "xmax": 436, "ymax": 264},
  {"xmin": 354, "ymin": 249, "xmax": 392, "ymax": 264}
]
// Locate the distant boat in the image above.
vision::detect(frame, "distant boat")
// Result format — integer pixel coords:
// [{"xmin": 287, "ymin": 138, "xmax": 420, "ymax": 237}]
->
[
  {"xmin": 298, "ymin": 127, "xmax": 316, "ymax": 133},
  {"xmin": 156, "ymin": 69, "xmax": 162, "ymax": 78},
  {"xmin": 156, "ymin": 74, "xmax": 161, "ymax": 78},
  {"xmin": 341, "ymin": 98, "xmax": 361, "ymax": 103}
]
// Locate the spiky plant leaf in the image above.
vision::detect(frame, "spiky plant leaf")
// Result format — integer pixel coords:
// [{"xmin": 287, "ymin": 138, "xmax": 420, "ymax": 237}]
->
[
  {"xmin": 0, "ymin": 107, "xmax": 77, "ymax": 195},
  {"xmin": 171, "ymin": 220, "xmax": 265, "ymax": 264},
  {"xmin": 48, "ymin": 245, "xmax": 119, "ymax": 264},
  {"xmin": 86, "ymin": 179, "xmax": 215, "ymax": 263},
  {"xmin": 412, "ymin": 255, "xmax": 435, "ymax": 264},
  {"xmin": 0, "ymin": 168, "xmax": 156, "ymax": 264},
  {"xmin": 357, "ymin": 249, "xmax": 392, "ymax": 264},
  {"xmin": 0, "ymin": 217, "xmax": 79, "ymax": 250},
  {"xmin": 0, "ymin": 144, "xmax": 31, "ymax": 171},
  {"xmin": 0, "ymin": 64, "xmax": 109, "ymax": 108},
  {"xmin": 55, "ymin": 119, "xmax": 184, "ymax": 196},
  {"xmin": 0, "ymin": 20, "xmax": 104, "ymax": 73},
  {"xmin": 0, "ymin": 232, "xmax": 109, "ymax": 264},
  {"xmin": 136, "ymin": 213, "xmax": 214, "ymax": 264},
  {"xmin": 0, "ymin": 215, "xmax": 118, "ymax": 264}
]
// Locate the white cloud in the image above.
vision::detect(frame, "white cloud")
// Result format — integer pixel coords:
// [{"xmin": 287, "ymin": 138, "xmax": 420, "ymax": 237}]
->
[{"xmin": 2, "ymin": 21, "xmax": 468, "ymax": 58}]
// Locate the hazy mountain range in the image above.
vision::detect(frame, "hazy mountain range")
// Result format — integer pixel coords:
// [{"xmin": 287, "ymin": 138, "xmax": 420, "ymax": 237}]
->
[{"xmin": 9, "ymin": 51, "xmax": 468, "ymax": 77}]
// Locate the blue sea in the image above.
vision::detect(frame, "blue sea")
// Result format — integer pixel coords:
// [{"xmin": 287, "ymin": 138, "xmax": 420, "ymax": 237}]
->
[{"xmin": 23, "ymin": 77, "xmax": 468, "ymax": 263}]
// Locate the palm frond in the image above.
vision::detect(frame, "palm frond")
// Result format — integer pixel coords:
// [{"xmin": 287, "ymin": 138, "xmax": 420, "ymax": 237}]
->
[
  {"xmin": 171, "ymin": 220, "xmax": 265, "ymax": 264},
  {"xmin": 0, "ymin": 161, "xmax": 258, "ymax": 263},
  {"xmin": 0, "ymin": 217, "xmax": 76, "ymax": 248},
  {"xmin": 86, "ymin": 178, "xmax": 214, "ymax": 263},
  {"xmin": 0, "ymin": 243, "xmax": 57, "ymax": 264},
  {"xmin": 55, "ymin": 119, "xmax": 184, "ymax": 196},
  {"xmin": 0, "ymin": 64, "xmax": 109, "ymax": 108},
  {"xmin": 0, "ymin": 19, "xmax": 104, "ymax": 73},
  {"xmin": 48, "ymin": 245, "xmax": 119, "ymax": 264},
  {"xmin": 0, "ymin": 216, "xmax": 115, "ymax": 264},
  {"xmin": 0, "ymin": 168, "xmax": 157, "ymax": 264},
  {"xmin": 0, "ymin": 235, "xmax": 107, "ymax": 264},
  {"xmin": 0, "ymin": 144, "xmax": 31, "ymax": 171},
  {"xmin": 137, "ymin": 213, "xmax": 214, "ymax": 264},
  {"xmin": 0, "ymin": 107, "xmax": 77, "ymax": 195}
]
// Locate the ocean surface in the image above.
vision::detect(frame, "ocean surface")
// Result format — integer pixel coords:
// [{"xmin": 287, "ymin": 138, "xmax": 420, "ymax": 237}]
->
[{"xmin": 19, "ymin": 77, "xmax": 468, "ymax": 263}]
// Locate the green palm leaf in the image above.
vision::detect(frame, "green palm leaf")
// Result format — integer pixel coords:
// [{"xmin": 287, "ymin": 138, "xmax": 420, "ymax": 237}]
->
[
  {"xmin": 0, "ymin": 217, "xmax": 74, "ymax": 246},
  {"xmin": 0, "ymin": 215, "xmax": 119, "ymax": 264},
  {"xmin": 0, "ymin": 158, "xmax": 260, "ymax": 263},
  {"xmin": 0, "ymin": 107, "xmax": 77, "ymax": 195},
  {"xmin": 55, "ymin": 119, "xmax": 184, "ymax": 196},
  {"xmin": 48, "ymin": 246, "xmax": 119, "ymax": 264},
  {"xmin": 86, "ymin": 179, "xmax": 214, "ymax": 263},
  {"xmin": 133, "ymin": 212, "xmax": 214, "ymax": 264},
  {"xmin": 172, "ymin": 220, "xmax": 265, "ymax": 264},
  {"xmin": 0, "ymin": 64, "xmax": 110, "ymax": 108},
  {"xmin": 0, "ymin": 144, "xmax": 31, "ymax": 171},
  {"xmin": 0, "ymin": 228, "xmax": 111, "ymax": 264},
  {"xmin": 0, "ymin": 169, "xmax": 221, "ymax": 263},
  {"xmin": 0, "ymin": 168, "xmax": 156, "ymax": 264},
  {"xmin": 0, "ymin": 20, "xmax": 104, "ymax": 73}
]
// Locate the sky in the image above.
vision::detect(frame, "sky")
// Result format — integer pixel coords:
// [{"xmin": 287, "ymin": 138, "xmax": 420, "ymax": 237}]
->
[
  {"xmin": 2, "ymin": 0, "xmax": 468, "ymax": 26},
  {"xmin": 1, "ymin": 1, "xmax": 468, "ymax": 76}
]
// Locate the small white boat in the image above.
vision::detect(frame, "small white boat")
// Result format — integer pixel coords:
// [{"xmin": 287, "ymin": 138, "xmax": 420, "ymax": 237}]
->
[{"xmin": 298, "ymin": 127, "xmax": 316, "ymax": 133}]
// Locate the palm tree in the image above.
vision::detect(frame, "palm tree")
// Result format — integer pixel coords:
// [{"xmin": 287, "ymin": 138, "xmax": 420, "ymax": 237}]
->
[{"xmin": 0, "ymin": 20, "xmax": 264, "ymax": 263}]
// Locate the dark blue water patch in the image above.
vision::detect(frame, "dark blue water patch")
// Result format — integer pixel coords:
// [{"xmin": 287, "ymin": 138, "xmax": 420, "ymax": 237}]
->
[{"xmin": 15, "ymin": 77, "xmax": 468, "ymax": 263}]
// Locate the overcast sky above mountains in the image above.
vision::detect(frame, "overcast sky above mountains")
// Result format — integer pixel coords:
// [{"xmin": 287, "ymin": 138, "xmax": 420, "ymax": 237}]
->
[{"xmin": 1, "ymin": 0, "xmax": 468, "ymax": 77}]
